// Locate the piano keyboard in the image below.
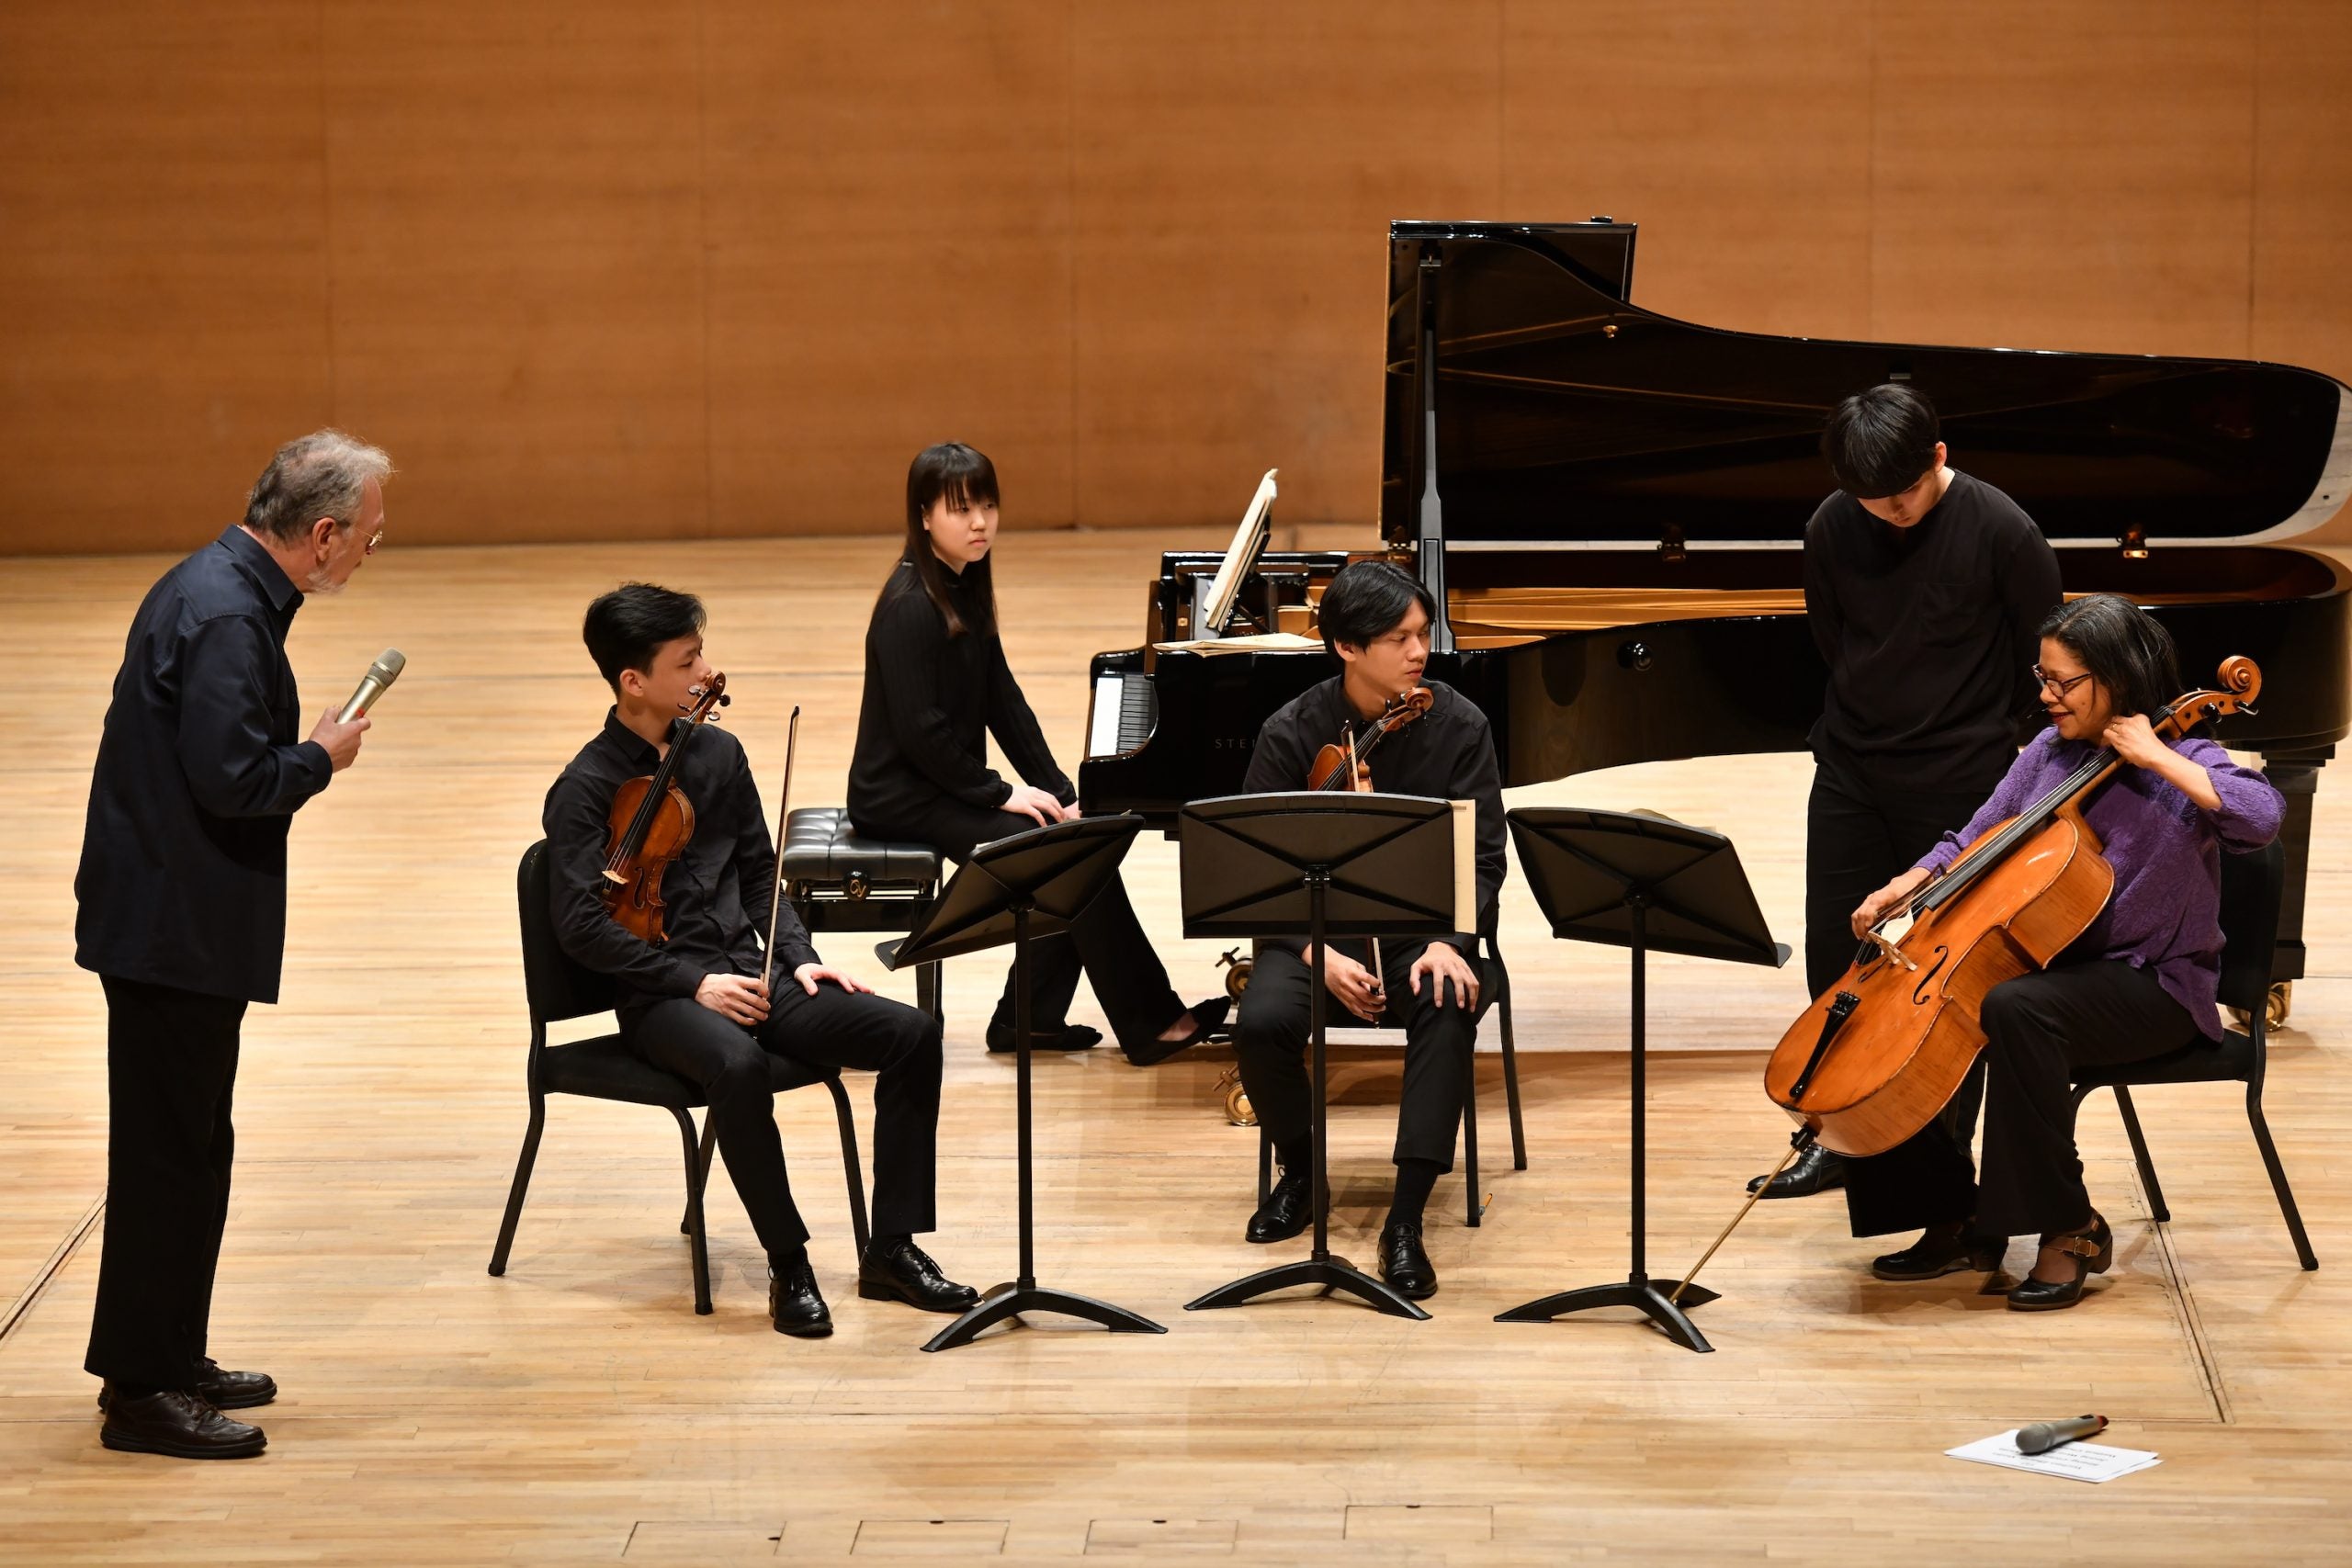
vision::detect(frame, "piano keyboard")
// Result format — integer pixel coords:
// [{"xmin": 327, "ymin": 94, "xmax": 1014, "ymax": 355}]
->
[{"xmin": 1088, "ymin": 671, "xmax": 1158, "ymax": 759}]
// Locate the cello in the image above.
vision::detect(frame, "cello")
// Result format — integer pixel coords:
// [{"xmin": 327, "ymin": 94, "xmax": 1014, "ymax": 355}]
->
[{"xmin": 1669, "ymin": 656, "xmax": 2264, "ymax": 1297}]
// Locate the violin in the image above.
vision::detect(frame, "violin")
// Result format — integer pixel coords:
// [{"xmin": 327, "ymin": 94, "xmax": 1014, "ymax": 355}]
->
[
  {"xmin": 600, "ymin": 673, "xmax": 730, "ymax": 946},
  {"xmin": 1303, "ymin": 685, "xmax": 1435, "ymax": 992},
  {"xmin": 1668, "ymin": 657, "xmax": 2266, "ymax": 1303},
  {"xmin": 1306, "ymin": 685, "xmax": 1434, "ymax": 792}
]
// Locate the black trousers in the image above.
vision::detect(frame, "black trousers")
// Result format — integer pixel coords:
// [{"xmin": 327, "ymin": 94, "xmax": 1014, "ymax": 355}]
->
[
  {"xmin": 1233, "ymin": 942, "xmax": 1493, "ymax": 1174},
  {"xmin": 85, "ymin": 975, "xmax": 248, "ymax": 1391},
  {"xmin": 856, "ymin": 799, "xmax": 1184, "ymax": 1051},
  {"xmin": 624, "ymin": 981, "xmax": 941, "ymax": 1257},
  {"xmin": 1843, "ymin": 961, "xmax": 2197, "ymax": 1238},
  {"xmin": 1807, "ymin": 747, "xmax": 1996, "ymax": 1151}
]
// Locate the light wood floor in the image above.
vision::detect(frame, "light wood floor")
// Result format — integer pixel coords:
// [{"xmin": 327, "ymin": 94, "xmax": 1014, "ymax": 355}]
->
[{"xmin": 3, "ymin": 527, "xmax": 2348, "ymax": 1563}]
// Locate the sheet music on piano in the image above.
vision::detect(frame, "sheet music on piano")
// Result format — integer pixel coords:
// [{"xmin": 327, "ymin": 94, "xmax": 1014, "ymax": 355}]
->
[{"xmin": 1192, "ymin": 468, "xmax": 1279, "ymax": 638}]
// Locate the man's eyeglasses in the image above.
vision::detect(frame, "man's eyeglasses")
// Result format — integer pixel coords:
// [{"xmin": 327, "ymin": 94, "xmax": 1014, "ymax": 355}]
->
[
  {"xmin": 2032, "ymin": 664, "xmax": 2094, "ymax": 698},
  {"xmin": 342, "ymin": 521, "xmax": 386, "ymax": 555}
]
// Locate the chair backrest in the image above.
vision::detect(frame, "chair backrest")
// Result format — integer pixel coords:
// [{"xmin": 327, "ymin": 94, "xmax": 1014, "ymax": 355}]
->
[
  {"xmin": 517, "ymin": 840, "xmax": 620, "ymax": 1026},
  {"xmin": 2214, "ymin": 838, "xmax": 2285, "ymax": 1017}
]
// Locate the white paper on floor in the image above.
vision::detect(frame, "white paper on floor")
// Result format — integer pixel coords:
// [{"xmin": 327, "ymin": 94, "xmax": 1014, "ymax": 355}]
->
[{"xmin": 1946, "ymin": 1429, "xmax": 2162, "ymax": 1483}]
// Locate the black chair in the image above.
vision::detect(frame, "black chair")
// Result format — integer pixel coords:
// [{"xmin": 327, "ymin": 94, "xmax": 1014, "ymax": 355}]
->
[
  {"xmin": 1252, "ymin": 931, "xmax": 1528, "ymax": 1228},
  {"xmin": 783, "ymin": 807, "xmax": 945, "ymax": 1025},
  {"xmin": 2071, "ymin": 837, "xmax": 2317, "ymax": 1269},
  {"xmin": 490, "ymin": 841, "xmax": 871, "ymax": 1314}
]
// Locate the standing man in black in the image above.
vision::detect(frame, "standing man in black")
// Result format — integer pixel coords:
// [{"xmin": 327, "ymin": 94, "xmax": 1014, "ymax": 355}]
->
[
  {"xmin": 76, "ymin": 431, "xmax": 390, "ymax": 1460},
  {"xmin": 1753, "ymin": 384, "xmax": 2062, "ymax": 1198},
  {"xmin": 1231, "ymin": 560, "xmax": 1507, "ymax": 1301},
  {"xmin": 545, "ymin": 583, "xmax": 976, "ymax": 1339}
]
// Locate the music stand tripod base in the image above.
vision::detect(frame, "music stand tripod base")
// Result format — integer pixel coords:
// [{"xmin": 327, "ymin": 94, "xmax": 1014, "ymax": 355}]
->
[
  {"xmin": 1184, "ymin": 1254, "xmax": 1430, "ymax": 1320},
  {"xmin": 924, "ymin": 1282, "xmax": 1169, "ymax": 1353},
  {"xmin": 1493, "ymin": 1276, "xmax": 1718, "ymax": 1352}
]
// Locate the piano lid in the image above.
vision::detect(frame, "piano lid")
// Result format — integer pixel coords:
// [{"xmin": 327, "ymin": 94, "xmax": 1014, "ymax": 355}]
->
[{"xmin": 1380, "ymin": 220, "xmax": 2352, "ymax": 549}]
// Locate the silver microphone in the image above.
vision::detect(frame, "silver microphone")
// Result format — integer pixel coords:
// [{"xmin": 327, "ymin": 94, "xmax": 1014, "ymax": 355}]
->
[
  {"xmin": 2016, "ymin": 1414, "xmax": 2107, "ymax": 1454},
  {"xmin": 337, "ymin": 648, "xmax": 406, "ymax": 723}
]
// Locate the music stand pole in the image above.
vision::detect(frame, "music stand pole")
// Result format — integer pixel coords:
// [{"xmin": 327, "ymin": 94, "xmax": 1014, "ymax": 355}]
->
[{"xmin": 1184, "ymin": 860, "xmax": 1428, "ymax": 1321}]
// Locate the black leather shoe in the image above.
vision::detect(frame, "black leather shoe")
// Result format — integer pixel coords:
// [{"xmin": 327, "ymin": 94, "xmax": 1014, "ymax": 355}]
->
[
  {"xmin": 99, "ymin": 1359, "xmax": 277, "ymax": 1414},
  {"xmin": 2007, "ymin": 1213, "xmax": 2113, "ymax": 1312},
  {"xmin": 1246, "ymin": 1168, "xmax": 1314, "ymax": 1244},
  {"xmin": 1871, "ymin": 1225, "xmax": 2007, "ymax": 1281},
  {"xmin": 1124, "ymin": 997, "xmax": 1235, "ymax": 1066},
  {"xmin": 1747, "ymin": 1142, "xmax": 1847, "ymax": 1199},
  {"xmin": 98, "ymin": 1391, "xmax": 266, "ymax": 1461},
  {"xmin": 1378, "ymin": 1221, "xmax": 1437, "ymax": 1300},
  {"xmin": 857, "ymin": 1238, "xmax": 980, "ymax": 1314},
  {"xmin": 769, "ymin": 1258, "xmax": 834, "ymax": 1337},
  {"xmin": 985, "ymin": 1022, "xmax": 1102, "ymax": 1054}
]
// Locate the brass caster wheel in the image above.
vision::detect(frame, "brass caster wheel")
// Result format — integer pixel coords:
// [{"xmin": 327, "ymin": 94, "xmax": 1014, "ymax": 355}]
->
[
  {"xmin": 2267, "ymin": 980, "xmax": 2291, "ymax": 1030},
  {"xmin": 1216, "ymin": 1064, "xmax": 1256, "ymax": 1127},
  {"xmin": 1217, "ymin": 946, "xmax": 1253, "ymax": 1002}
]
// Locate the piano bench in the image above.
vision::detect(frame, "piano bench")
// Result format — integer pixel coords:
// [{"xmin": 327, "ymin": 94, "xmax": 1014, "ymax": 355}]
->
[{"xmin": 781, "ymin": 807, "xmax": 944, "ymax": 1025}]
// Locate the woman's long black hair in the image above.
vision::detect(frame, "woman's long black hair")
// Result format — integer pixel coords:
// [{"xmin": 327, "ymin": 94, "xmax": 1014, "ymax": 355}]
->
[
  {"xmin": 2039, "ymin": 593, "xmax": 2181, "ymax": 721},
  {"xmin": 895, "ymin": 442, "xmax": 1000, "ymax": 638}
]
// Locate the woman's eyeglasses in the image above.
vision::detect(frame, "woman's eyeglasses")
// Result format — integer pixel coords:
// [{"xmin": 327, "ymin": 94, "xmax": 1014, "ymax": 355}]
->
[{"xmin": 2032, "ymin": 664, "xmax": 2094, "ymax": 698}]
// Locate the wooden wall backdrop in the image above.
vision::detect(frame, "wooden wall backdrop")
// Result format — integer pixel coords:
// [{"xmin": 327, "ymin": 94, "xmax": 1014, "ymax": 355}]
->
[{"xmin": 4, "ymin": 0, "xmax": 2351, "ymax": 554}]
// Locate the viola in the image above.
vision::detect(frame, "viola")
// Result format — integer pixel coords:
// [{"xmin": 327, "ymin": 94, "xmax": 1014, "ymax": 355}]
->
[
  {"xmin": 1667, "ymin": 657, "xmax": 2267, "ymax": 1304},
  {"xmin": 600, "ymin": 674, "xmax": 730, "ymax": 946}
]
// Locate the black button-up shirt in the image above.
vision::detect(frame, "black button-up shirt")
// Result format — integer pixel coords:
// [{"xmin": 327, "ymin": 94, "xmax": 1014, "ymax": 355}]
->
[
  {"xmin": 75, "ymin": 527, "xmax": 334, "ymax": 1003},
  {"xmin": 1241, "ymin": 677, "xmax": 1508, "ymax": 960},
  {"xmin": 543, "ymin": 709, "xmax": 820, "ymax": 1014},
  {"xmin": 846, "ymin": 560, "xmax": 1074, "ymax": 833}
]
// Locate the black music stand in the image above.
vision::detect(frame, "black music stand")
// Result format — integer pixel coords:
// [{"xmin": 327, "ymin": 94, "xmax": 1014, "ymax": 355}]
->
[
  {"xmin": 1493, "ymin": 807, "xmax": 1786, "ymax": 1353},
  {"xmin": 1177, "ymin": 792, "xmax": 1469, "ymax": 1321},
  {"xmin": 877, "ymin": 814, "xmax": 1167, "ymax": 1352}
]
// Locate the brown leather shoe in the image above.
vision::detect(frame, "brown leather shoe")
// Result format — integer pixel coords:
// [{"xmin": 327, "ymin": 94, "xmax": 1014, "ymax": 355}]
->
[
  {"xmin": 99, "ymin": 1359, "xmax": 277, "ymax": 1413},
  {"xmin": 98, "ymin": 1391, "xmax": 266, "ymax": 1461}
]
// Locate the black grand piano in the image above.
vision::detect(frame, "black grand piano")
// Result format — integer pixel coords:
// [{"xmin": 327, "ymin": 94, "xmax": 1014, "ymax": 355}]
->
[{"xmin": 1080, "ymin": 219, "xmax": 2352, "ymax": 1007}]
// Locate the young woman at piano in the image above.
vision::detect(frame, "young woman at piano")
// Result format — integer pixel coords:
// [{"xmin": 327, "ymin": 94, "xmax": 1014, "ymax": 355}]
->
[
  {"xmin": 1836, "ymin": 595, "xmax": 2280, "ymax": 1310},
  {"xmin": 845, "ymin": 442, "xmax": 1227, "ymax": 1064}
]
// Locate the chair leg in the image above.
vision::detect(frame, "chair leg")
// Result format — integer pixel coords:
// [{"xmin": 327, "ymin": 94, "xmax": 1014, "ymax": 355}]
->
[
  {"xmin": 1257, "ymin": 1123, "xmax": 1272, "ymax": 1206},
  {"xmin": 2245, "ymin": 1086, "xmax": 2319, "ymax": 1270},
  {"xmin": 1498, "ymin": 991, "xmax": 1527, "ymax": 1172},
  {"xmin": 673, "ymin": 1109, "xmax": 714, "ymax": 1315},
  {"xmin": 827, "ymin": 1077, "xmax": 872, "ymax": 1257},
  {"xmin": 683, "ymin": 1112, "xmax": 718, "ymax": 1235},
  {"xmin": 917, "ymin": 960, "xmax": 943, "ymax": 1029},
  {"xmin": 2109, "ymin": 1085, "xmax": 2169, "ymax": 1224},
  {"xmin": 487, "ymin": 1095, "xmax": 548, "ymax": 1277},
  {"xmin": 1463, "ymin": 1041, "xmax": 1482, "ymax": 1228}
]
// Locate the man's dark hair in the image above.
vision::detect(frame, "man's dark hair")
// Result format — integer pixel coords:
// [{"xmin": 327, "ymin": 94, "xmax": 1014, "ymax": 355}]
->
[
  {"xmin": 2038, "ymin": 594, "xmax": 2181, "ymax": 722},
  {"xmin": 582, "ymin": 582, "xmax": 706, "ymax": 694},
  {"xmin": 1821, "ymin": 383, "xmax": 1942, "ymax": 499},
  {"xmin": 1318, "ymin": 558, "xmax": 1435, "ymax": 658}
]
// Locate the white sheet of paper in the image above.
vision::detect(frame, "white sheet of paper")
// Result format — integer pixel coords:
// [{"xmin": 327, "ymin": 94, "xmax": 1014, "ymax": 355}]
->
[{"xmin": 1946, "ymin": 1430, "xmax": 2162, "ymax": 1483}]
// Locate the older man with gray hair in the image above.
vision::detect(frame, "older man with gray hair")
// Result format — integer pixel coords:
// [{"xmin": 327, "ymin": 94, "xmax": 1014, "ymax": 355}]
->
[{"xmin": 74, "ymin": 430, "xmax": 390, "ymax": 1460}]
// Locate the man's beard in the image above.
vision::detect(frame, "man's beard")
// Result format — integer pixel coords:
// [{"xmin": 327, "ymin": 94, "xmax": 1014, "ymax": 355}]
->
[{"xmin": 303, "ymin": 562, "xmax": 346, "ymax": 596}]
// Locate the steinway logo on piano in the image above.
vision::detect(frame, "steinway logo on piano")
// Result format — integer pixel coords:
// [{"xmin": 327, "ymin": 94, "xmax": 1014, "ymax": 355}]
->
[{"xmin": 1213, "ymin": 736, "xmax": 1252, "ymax": 750}]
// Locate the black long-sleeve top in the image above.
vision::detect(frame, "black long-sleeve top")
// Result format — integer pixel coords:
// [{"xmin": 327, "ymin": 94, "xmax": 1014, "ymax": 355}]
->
[
  {"xmin": 847, "ymin": 559, "xmax": 1073, "ymax": 831},
  {"xmin": 1241, "ymin": 677, "xmax": 1508, "ymax": 960},
  {"xmin": 1803, "ymin": 470, "xmax": 2061, "ymax": 793},
  {"xmin": 542, "ymin": 710, "xmax": 820, "ymax": 1015},
  {"xmin": 75, "ymin": 526, "xmax": 334, "ymax": 1003}
]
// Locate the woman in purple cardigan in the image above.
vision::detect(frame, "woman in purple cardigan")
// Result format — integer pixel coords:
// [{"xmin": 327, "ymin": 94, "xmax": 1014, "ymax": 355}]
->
[{"xmin": 1839, "ymin": 593, "xmax": 2283, "ymax": 1310}]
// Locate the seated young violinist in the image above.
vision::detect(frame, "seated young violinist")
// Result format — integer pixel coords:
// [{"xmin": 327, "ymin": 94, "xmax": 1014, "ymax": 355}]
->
[
  {"xmin": 543, "ymin": 583, "xmax": 975, "ymax": 1339},
  {"xmin": 1231, "ymin": 560, "xmax": 1507, "ymax": 1300},
  {"xmin": 1840, "ymin": 593, "xmax": 2282, "ymax": 1310}
]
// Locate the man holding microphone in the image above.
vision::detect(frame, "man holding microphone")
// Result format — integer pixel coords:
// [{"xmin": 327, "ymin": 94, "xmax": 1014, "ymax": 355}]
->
[{"xmin": 74, "ymin": 431, "xmax": 390, "ymax": 1460}]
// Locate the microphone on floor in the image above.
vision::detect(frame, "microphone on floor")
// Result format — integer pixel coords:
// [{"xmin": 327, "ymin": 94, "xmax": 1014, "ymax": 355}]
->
[
  {"xmin": 2016, "ymin": 1414, "xmax": 2107, "ymax": 1454},
  {"xmin": 337, "ymin": 648, "xmax": 407, "ymax": 723}
]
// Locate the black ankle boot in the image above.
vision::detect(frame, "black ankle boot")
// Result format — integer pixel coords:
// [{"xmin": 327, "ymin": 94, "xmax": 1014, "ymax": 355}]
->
[{"xmin": 2007, "ymin": 1213, "xmax": 2113, "ymax": 1311}]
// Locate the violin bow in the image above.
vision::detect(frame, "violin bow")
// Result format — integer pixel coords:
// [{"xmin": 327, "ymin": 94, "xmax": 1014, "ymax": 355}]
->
[{"xmin": 759, "ymin": 705, "xmax": 803, "ymax": 996}]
